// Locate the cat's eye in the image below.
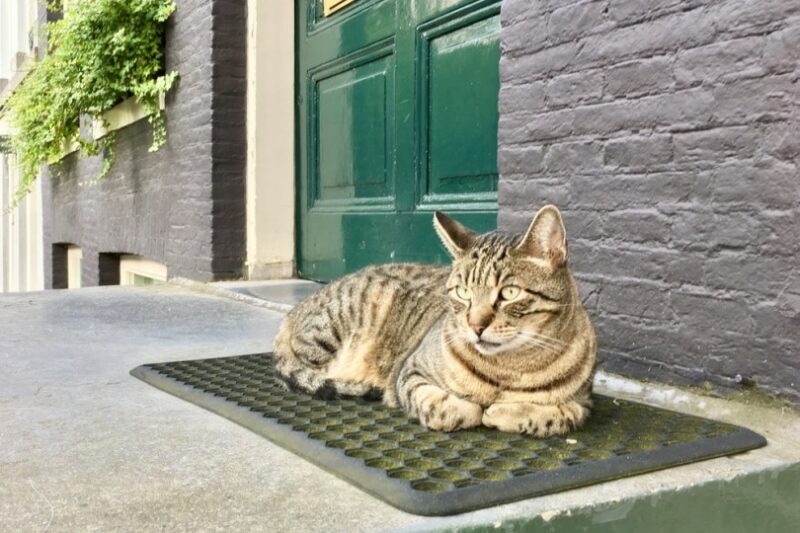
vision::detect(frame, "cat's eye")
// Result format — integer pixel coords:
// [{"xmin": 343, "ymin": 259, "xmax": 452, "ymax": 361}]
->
[
  {"xmin": 455, "ymin": 286, "xmax": 472, "ymax": 300},
  {"xmin": 500, "ymin": 285, "xmax": 521, "ymax": 301}
]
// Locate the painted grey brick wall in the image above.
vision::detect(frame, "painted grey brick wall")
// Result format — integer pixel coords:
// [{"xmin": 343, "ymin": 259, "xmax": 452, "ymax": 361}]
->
[
  {"xmin": 498, "ymin": 0, "xmax": 799, "ymax": 404},
  {"xmin": 42, "ymin": 0, "xmax": 246, "ymax": 286}
]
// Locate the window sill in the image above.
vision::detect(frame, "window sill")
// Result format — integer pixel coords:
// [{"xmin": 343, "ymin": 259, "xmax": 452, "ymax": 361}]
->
[
  {"xmin": 120, "ymin": 255, "xmax": 168, "ymax": 286},
  {"xmin": 94, "ymin": 94, "xmax": 166, "ymax": 139},
  {"xmin": 54, "ymin": 94, "xmax": 166, "ymax": 162}
]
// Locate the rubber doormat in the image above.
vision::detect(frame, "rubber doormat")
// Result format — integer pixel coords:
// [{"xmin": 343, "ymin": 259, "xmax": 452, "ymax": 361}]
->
[{"xmin": 131, "ymin": 354, "xmax": 766, "ymax": 516}]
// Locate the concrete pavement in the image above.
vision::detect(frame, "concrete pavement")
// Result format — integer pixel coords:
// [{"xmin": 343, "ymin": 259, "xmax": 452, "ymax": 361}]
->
[{"xmin": 1, "ymin": 283, "xmax": 798, "ymax": 532}]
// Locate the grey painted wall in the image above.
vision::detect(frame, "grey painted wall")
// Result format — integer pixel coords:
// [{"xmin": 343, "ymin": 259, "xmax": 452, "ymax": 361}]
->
[
  {"xmin": 43, "ymin": 0, "xmax": 246, "ymax": 287},
  {"xmin": 497, "ymin": 0, "xmax": 799, "ymax": 404}
]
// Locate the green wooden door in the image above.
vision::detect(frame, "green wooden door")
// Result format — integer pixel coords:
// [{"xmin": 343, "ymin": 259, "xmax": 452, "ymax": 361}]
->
[{"xmin": 297, "ymin": 0, "xmax": 500, "ymax": 281}]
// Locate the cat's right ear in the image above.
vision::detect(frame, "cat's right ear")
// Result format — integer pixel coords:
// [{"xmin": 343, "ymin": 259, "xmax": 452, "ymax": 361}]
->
[
  {"xmin": 515, "ymin": 205, "xmax": 568, "ymax": 269},
  {"xmin": 433, "ymin": 211, "xmax": 477, "ymax": 258}
]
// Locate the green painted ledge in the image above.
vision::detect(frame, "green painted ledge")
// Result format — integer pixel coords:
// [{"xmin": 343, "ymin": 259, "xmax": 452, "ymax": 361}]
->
[{"xmin": 445, "ymin": 463, "xmax": 800, "ymax": 533}]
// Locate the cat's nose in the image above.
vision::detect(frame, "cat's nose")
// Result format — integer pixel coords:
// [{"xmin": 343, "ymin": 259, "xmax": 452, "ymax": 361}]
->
[{"xmin": 470, "ymin": 324, "xmax": 486, "ymax": 337}]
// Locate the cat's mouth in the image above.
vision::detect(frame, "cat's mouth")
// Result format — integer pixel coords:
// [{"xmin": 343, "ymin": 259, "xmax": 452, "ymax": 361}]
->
[
  {"xmin": 473, "ymin": 339, "xmax": 504, "ymax": 355},
  {"xmin": 475, "ymin": 339, "xmax": 501, "ymax": 348}
]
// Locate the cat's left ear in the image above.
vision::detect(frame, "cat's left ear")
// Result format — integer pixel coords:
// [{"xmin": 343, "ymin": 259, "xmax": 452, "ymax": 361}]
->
[
  {"xmin": 516, "ymin": 205, "xmax": 568, "ymax": 268},
  {"xmin": 433, "ymin": 211, "xmax": 477, "ymax": 258}
]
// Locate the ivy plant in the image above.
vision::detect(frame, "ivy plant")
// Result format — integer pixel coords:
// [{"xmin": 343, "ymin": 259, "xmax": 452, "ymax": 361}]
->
[{"xmin": 1, "ymin": 0, "xmax": 178, "ymax": 205}]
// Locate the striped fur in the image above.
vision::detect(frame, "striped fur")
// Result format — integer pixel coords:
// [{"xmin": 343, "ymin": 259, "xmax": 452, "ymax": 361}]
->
[{"xmin": 274, "ymin": 205, "xmax": 597, "ymax": 436}]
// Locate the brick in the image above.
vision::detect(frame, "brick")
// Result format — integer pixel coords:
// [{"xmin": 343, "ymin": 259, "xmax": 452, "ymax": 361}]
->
[
  {"xmin": 568, "ymin": 171, "xmax": 711, "ymax": 210},
  {"xmin": 763, "ymin": 122, "xmax": 800, "ymax": 162},
  {"xmin": 712, "ymin": 211, "xmax": 772, "ymax": 250},
  {"xmin": 671, "ymin": 207, "xmax": 777, "ymax": 252},
  {"xmin": 604, "ymin": 134, "xmax": 673, "ymax": 168},
  {"xmin": 588, "ymin": 245, "xmax": 705, "ymax": 286},
  {"xmin": 544, "ymin": 140, "xmax": 604, "ymax": 173},
  {"xmin": 711, "ymin": 160, "xmax": 799, "ymax": 209},
  {"xmin": 599, "ymin": 282, "xmax": 673, "ymax": 321},
  {"xmin": 498, "ymin": 145, "xmax": 545, "ymax": 175},
  {"xmin": 760, "ymin": 210, "xmax": 800, "ymax": 258},
  {"xmin": 547, "ymin": 1, "xmax": 612, "ymax": 45},
  {"xmin": 606, "ymin": 57, "xmax": 674, "ymax": 97},
  {"xmin": 667, "ymin": 208, "xmax": 714, "ymax": 251},
  {"xmin": 606, "ymin": 209, "xmax": 672, "ymax": 244},
  {"xmin": 499, "ymin": 82, "xmax": 546, "ymax": 114},
  {"xmin": 499, "ymin": 178, "xmax": 571, "ymax": 211},
  {"xmin": 576, "ymin": 278, "xmax": 600, "ymax": 311},
  {"xmin": 606, "ymin": 0, "xmax": 712, "ymax": 26},
  {"xmin": 560, "ymin": 208, "xmax": 607, "ymax": 241},
  {"xmin": 575, "ymin": 8, "xmax": 716, "ymax": 66},
  {"xmin": 501, "ymin": 0, "xmax": 543, "ymax": 25},
  {"xmin": 712, "ymin": 75, "xmax": 796, "ymax": 124},
  {"xmin": 674, "ymin": 38, "xmax": 764, "ymax": 87},
  {"xmin": 672, "ymin": 126, "xmax": 760, "ymax": 166},
  {"xmin": 500, "ymin": 41, "xmax": 581, "ymax": 84},
  {"xmin": 545, "ymin": 70, "xmax": 604, "ymax": 107},
  {"xmin": 573, "ymin": 88, "xmax": 714, "ymax": 135},
  {"xmin": 700, "ymin": 332, "xmax": 772, "ymax": 378},
  {"xmin": 763, "ymin": 18, "xmax": 800, "ymax": 73},
  {"xmin": 705, "ymin": 252, "xmax": 791, "ymax": 297},
  {"xmin": 714, "ymin": 0, "xmax": 800, "ymax": 40},
  {"xmin": 524, "ymin": 108, "xmax": 575, "ymax": 142},
  {"xmin": 595, "ymin": 315, "xmax": 713, "ymax": 369},
  {"xmin": 638, "ymin": 88, "xmax": 717, "ymax": 128},
  {"xmin": 497, "ymin": 112, "xmax": 532, "ymax": 145},
  {"xmin": 501, "ymin": 4, "xmax": 528, "ymax": 26},
  {"xmin": 498, "ymin": 210, "xmax": 536, "ymax": 235},
  {"xmin": 502, "ymin": 14, "xmax": 548, "ymax": 57},
  {"xmin": 777, "ymin": 276, "xmax": 800, "ymax": 315},
  {"xmin": 537, "ymin": 1, "xmax": 586, "ymax": 15},
  {"xmin": 671, "ymin": 292, "xmax": 754, "ymax": 335}
]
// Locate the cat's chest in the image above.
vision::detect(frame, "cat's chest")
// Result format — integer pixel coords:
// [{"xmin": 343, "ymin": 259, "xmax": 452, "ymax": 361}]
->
[{"xmin": 440, "ymin": 351, "xmax": 502, "ymax": 406}]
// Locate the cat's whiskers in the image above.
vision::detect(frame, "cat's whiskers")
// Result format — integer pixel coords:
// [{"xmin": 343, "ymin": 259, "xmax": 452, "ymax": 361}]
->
[
  {"xmin": 441, "ymin": 331, "xmax": 465, "ymax": 349},
  {"xmin": 516, "ymin": 332, "xmax": 563, "ymax": 353},
  {"xmin": 520, "ymin": 339, "xmax": 560, "ymax": 353},
  {"xmin": 521, "ymin": 338, "xmax": 558, "ymax": 352},
  {"xmin": 524, "ymin": 330, "xmax": 567, "ymax": 347}
]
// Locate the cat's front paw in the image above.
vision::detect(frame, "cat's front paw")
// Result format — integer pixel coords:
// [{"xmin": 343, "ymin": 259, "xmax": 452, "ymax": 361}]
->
[
  {"xmin": 482, "ymin": 403, "xmax": 571, "ymax": 437},
  {"xmin": 419, "ymin": 394, "xmax": 483, "ymax": 432}
]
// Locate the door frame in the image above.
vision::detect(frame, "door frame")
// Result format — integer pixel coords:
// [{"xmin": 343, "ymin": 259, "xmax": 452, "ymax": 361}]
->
[{"xmin": 245, "ymin": 0, "xmax": 296, "ymax": 279}]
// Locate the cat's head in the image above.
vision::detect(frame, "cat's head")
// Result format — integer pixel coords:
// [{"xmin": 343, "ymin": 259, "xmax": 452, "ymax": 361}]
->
[{"xmin": 433, "ymin": 206, "xmax": 575, "ymax": 356}]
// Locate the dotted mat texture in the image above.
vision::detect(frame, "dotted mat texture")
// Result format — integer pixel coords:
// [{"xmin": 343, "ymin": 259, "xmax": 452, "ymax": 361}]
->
[{"xmin": 131, "ymin": 354, "xmax": 766, "ymax": 516}]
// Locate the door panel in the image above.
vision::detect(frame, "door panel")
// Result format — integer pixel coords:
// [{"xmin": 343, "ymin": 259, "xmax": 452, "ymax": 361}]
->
[
  {"xmin": 422, "ymin": 8, "xmax": 500, "ymax": 201},
  {"xmin": 298, "ymin": 0, "xmax": 501, "ymax": 281},
  {"xmin": 312, "ymin": 46, "xmax": 394, "ymax": 206}
]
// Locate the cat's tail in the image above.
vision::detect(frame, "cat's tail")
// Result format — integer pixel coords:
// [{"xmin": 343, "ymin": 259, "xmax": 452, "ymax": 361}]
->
[{"xmin": 273, "ymin": 318, "xmax": 382, "ymax": 401}]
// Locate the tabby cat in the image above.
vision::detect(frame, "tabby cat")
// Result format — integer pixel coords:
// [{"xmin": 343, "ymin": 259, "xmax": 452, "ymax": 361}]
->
[{"xmin": 274, "ymin": 205, "xmax": 596, "ymax": 436}]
